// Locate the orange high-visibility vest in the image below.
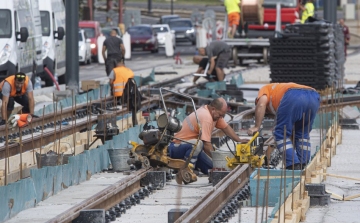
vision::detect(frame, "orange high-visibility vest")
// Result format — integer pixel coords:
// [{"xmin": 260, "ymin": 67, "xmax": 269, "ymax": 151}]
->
[
  {"xmin": 0, "ymin": 75, "xmax": 29, "ymax": 97},
  {"xmin": 112, "ymin": 66, "xmax": 135, "ymax": 97},
  {"xmin": 256, "ymin": 83, "xmax": 314, "ymax": 114}
]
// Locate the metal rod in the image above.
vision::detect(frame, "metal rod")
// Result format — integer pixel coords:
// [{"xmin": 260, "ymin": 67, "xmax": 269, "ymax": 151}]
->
[
  {"xmin": 255, "ymin": 165, "xmax": 260, "ymax": 223},
  {"xmin": 265, "ymin": 146, "xmax": 270, "ymax": 221},
  {"xmin": 19, "ymin": 127, "xmax": 23, "ymax": 179},
  {"xmin": 58, "ymin": 104, "xmax": 63, "ymax": 158},
  {"xmin": 127, "ymin": 83, "xmax": 129, "ymax": 128},
  {"xmin": 4, "ymin": 102, "xmax": 8, "ymax": 185},
  {"xmin": 72, "ymin": 90, "xmax": 76, "ymax": 156},
  {"xmin": 30, "ymin": 121, "xmax": 35, "ymax": 164},
  {"xmin": 39, "ymin": 105, "xmax": 45, "ymax": 169},
  {"xmin": 89, "ymin": 99, "xmax": 92, "ymax": 148},
  {"xmin": 53, "ymin": 97, "xmax": 58, "ymax": 153},
  {"xmin": 278, "ymin": 125, "xmax": 286, "ymax": 223},
  {"xmin": 87, "ymin": 86, "xmax": 90, "ymax": 148},
  {"xmin": 283, "ymin": 127, "xmax": 286, "ymax": 223},
  {"xmin": 104, "ymin": 93, "xmax": 107, "ymax": 144},
  {"xmin": 292, "ymin": 126, "xmax": 295, "ymax": 210},
  {"xmin": 299, "ymin": 112, "xmax": 305, "ymax": 200},
  {"xmin": 261, "ymin": 180, "xmax": 268, "ymax": 223},
  {"xmin": 305, "ymin": 109, "xmax": 311, "ymax": 199},
  {"xmin": 74, "ymin": 91, "xmax": 77, "ymax": 153}
]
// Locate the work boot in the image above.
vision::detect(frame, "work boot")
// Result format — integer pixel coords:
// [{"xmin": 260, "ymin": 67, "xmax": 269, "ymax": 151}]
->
[{"xmin": 286, "ymin": 163, "xmax": 301, "ymax": 170}]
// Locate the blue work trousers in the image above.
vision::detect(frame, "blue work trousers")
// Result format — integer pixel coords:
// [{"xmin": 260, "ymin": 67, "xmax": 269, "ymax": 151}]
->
[
  {"xmin": 168, "ymin": 142, "xmax": 213, "ymax": 174},
  {"xmin": 274, "ymin": 89, "xmax": 320, "ymax": 168}
]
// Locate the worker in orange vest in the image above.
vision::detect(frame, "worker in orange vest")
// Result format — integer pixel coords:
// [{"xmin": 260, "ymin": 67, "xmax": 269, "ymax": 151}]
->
[
  {"xmin": 0, "ymin": 73, "xmax": 37, "ymax": 125},
  {"xmin": 247, "ymin": 83, "xmax": 320, "ymax": 170},
  {"xmin": 108, "ymin": 57, "xmax": 135, "ymax": 100}
]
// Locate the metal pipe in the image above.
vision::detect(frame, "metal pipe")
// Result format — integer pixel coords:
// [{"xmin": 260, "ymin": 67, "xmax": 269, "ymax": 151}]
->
[
  {"xmin": 72, "ymin": 90, "xmax": 76, "ymax": 156},
  {"xmin": 19, "ymin": 128, "xmax": 23, "ymax": 179},
  {"xmin": 40, "ymin": 105, "xmax": 45, "ymax": 169}
]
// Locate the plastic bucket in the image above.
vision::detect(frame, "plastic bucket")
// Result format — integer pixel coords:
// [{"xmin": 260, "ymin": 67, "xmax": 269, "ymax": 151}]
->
[
  {"xmin": 211, "ymin": 150, "xmax": 233, "ymax": 171},
  {"xmin": 107, "ymin": 148, "xmax": 131, "ymax": 171}
]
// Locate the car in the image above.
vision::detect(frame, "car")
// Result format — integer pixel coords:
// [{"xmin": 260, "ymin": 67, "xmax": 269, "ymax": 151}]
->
[
  {"xmin": 152, "ymin": 24, "xmax": 176, "ymax": 49},
  {"xmin": 101, "ymin": 26, "xmax": 122, "ymax": 38},
  {"xmin": 127, "ymin": 25, "xmax": 159, "ymax": 53},
  {"xmin": 159, "ymin": 15, "xmax": 180, "ymax": 24},
  {"xmin": 79, "ymin": 21, "xmax": 102, "ymax": 61},
  {"xmin": 78, "ymin": 29, "xmax": 91, "ymax": 65},
  {"xmin": 168, "ymin": 18, "xmax": 196, "ymax": 45}
]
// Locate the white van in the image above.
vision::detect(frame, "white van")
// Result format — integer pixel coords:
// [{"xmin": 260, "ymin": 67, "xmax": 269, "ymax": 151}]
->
[
  {"xmin": 0, "ymin": 0, "xmax": 35, "ymax": 82},
  {"xmin": 39, "ymin": 0, "xmax": 65, "ymax": 85}
]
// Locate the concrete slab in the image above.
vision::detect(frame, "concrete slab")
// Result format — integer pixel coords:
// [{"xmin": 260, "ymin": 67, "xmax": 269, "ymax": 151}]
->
[
  {"xmin": 4, "ymin": 172, "xmax": 129, "ymax": 223},
  {"xmin": 304, "ymin": 129, "xmax": 360, "ymax": 223},
  {"xmin": 113, "ymin": 177, "xmax": 212, "ymax": 223}
]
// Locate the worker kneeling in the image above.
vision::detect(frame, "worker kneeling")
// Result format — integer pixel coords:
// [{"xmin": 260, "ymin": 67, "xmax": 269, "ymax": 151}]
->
[
  {"xmin": 247, "ymin": 83, "xmax": 320, "ymax": 170},
  {"xmin": 0, "ymin": 72, "xmax": 36, "ymax": 125},
  {"xmin": 168, "ymin": 97, "xmax": 248, "ymax": 174}
]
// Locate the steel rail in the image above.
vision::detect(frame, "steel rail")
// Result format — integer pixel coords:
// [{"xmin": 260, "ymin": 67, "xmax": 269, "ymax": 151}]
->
[
  {"xmin": 0, "ymin": 96, "xmax": 164, "ymax": 159},
  {"xmin": 46, "ymin": 168, "xmax": 151, "ymax": 223},
  {"xmin": 176, "ymin": 164, "xmax": 251, "ymax": 223}
]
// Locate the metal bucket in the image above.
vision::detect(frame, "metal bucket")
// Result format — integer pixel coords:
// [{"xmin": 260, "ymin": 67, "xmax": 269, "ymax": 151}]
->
[
  {"xmin": 107, "ymin": 148, "xmax": 131, "ymax": 171},
  {"xmin": 211, "ymin": 150, "xmax": 233, "ymax": 171},
  {"xmin": 36, "ymin": 151, "xmax": 64, "ymax": 168}
]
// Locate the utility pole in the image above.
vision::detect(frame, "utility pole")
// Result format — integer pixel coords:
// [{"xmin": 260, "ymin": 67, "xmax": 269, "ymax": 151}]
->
[
  {"xmin": 88, "ymin": 0, "xmax": 93, "ymax": 20},
  {"xmin": 171, "ymin": 0, "xmax": 174, "ymax": 15},
  {"xmin": 323, "ymin": 0, "xmax": 337, "ymax": 24},
  {"xmin": 148, "ymin": 0, "xmax": 152, "ymax": 14},
  {"xmin": 65, "ymin": 0, "xmax": 79, "ymax": 93},
  {"xmin": 119, "ymin": 0, "xmax": 123, "ymax": 24}
]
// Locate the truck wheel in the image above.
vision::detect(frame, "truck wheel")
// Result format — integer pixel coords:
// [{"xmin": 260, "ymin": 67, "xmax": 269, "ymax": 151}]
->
[{"xmin": 232, "ymin": 47, "xmax": 238, "ymax": 66}]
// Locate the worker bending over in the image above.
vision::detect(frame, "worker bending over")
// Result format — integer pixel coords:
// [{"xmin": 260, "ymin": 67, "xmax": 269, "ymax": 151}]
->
[
  {"xmin": 247, "ymin": 83, "xmax": 320, "ymax": 170},
  {"xmin": 198, "ymin": 41, "xmax": 231, "ymax": 82}
]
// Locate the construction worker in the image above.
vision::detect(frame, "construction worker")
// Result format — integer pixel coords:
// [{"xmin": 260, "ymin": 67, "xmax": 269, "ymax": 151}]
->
[
  {"xmin": 102, "ymin": 29, "xmax": 125, "ymax": 76},
  {"xmin": 0, "ymin": 73, "xmax": 35, "ymax": 125},
  {"xmin": 108, "ymin": 57, "xmax": 134, "ymax": 99},
  {"xmin": 300, "ymin": 0, "xmax": 315, "ymax": 24},
  {"xmin": 224, "ymin": 0, "xmax": 241, "ymax": 39},
  {"xmin": 168, "ymin": 97, "xmax": 248, "ymax": 174},
  {"xmin": 247, "ymin": 83, "xmax": 320, "ymax": 170},
  {"xmin": 198, "ymin": 41, "xmax": 231, "ymax": 82},
  {"xmin": 339, "ymin": 18, "xmax": 350, "ymax": 58},
  {"xmin": 192, "ymin": 56, "xmax": 218, "ymax": 84}
]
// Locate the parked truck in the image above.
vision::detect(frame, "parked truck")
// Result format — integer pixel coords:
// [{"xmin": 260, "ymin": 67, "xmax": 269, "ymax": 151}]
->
[{"xmin": 223, "ymin": 0, "xmax": 302, "ymax": 65}]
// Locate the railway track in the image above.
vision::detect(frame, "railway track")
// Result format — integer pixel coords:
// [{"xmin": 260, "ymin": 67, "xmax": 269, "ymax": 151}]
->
[{"xmin": 1, "ymin": 63, "xmax": 360, "ymax": 222}]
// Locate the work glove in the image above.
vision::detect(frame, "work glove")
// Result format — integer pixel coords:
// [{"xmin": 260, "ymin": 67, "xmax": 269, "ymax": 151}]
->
[
  {"xmin": 0, "ymin": 120, "xmax": 6, "ymax": 126},
  {"xmin": 8, "ymin": 115, "xmax": 21, "ymax": 128},
  {"xmin": 8, "ymin": 114, "xmax": 32, "ymax": 128}
]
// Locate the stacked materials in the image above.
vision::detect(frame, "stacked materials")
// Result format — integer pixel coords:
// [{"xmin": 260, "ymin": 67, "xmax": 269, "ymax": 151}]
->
[{"xmin": 269, "ymin": 21, "xmax": 345, "ymax": 90}]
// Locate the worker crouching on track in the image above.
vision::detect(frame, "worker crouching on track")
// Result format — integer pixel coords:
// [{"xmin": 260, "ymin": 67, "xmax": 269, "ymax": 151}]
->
[
  {"xmin": 198, "ymin": 41, "xmax": 231, "ymax": 82},
  {"xmin": 168, "ymin": 97, "xmax": 248, "ymax": 174},
  {"xmin": 0, "ymin": 73, "xmax": 36, "ymax": 125},
  {"xmin": 192, "ymin": 56, "xmax": 218, "ymax": 84},
  {"xmin": 247, "ymin": 83, "xmax": 320, "ymax": 170}
]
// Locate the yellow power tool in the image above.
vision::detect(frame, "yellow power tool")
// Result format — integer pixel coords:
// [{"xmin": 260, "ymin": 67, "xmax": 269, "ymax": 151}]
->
[{"xmin": 225, "ymin": 132, "xmax": 265, "ymax": 169}]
